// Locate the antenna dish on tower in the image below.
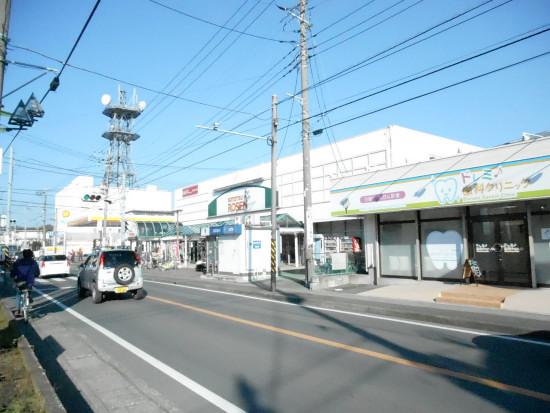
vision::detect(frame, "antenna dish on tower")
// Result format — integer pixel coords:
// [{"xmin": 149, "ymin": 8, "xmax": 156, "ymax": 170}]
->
[
  {"xmin": 101, "ymin": 94, "xmax": 112, "ymax": 106},
  {"xmin": 138, "ymin": 101, "xmax": 146, "ymax": 111}
]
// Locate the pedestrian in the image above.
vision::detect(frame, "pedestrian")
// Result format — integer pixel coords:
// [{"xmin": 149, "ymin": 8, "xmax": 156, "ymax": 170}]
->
[
  {"xmin": 78, "ymin": 248, "xmax": 83, "ymax": 262},
  {"xmin": 10, "ymin": 249, "xmax": 39, "ymax": 317}
]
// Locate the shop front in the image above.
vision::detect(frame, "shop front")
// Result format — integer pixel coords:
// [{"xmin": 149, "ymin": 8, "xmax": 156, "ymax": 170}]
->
[{"xmin": 331, "ymin": 138, "xmax": 550, "ymax": 287}]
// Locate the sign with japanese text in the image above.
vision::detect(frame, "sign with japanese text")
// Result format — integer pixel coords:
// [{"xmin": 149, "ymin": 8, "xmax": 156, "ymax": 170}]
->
[
  {"xmin": 331, "ymin": 156, "xmax": 550, "ymax": 216},
  {"xmin": 208, "ymin": 185, "xmax": 272, "ymax": 217},
  {"xmin": 182, "ymin": 185, "xmax": 199, "ymax": 198}
]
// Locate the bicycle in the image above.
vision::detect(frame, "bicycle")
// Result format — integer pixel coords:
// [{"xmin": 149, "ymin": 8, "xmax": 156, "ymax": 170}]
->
[{"xmin": 15, "ymin": 281, "xmax": 32, "ymax": 323}]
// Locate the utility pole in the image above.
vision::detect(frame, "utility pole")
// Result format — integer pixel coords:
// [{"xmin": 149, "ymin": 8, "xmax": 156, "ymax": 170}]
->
[
  {"xmin": 174, "ymin": 210, "xmax": 180, "ymax": 267},
  {"xmin": 270, "ymin": 95, "xmax": 278, "ymax": 292},
  {"xmin": 120, "ymin": 171, "xmax": 127, "ymax": 247},
  {"xmin": 36, "ymin": 190, "xmax": 47, "ymax": 253},
  {"xmin": 6, "ymin": 146, "xmax": 13, "ymax": 244},
  {"xmin": 299, "ymin": 0, "xmax": 314, "ymax": 287},
  {"xmin": 196, "ymin": 94, "xmax": 279, "ymax": 288},
  {"xmin": 0, "ymin": 0, "xmax": 11, "ymax": 110}
]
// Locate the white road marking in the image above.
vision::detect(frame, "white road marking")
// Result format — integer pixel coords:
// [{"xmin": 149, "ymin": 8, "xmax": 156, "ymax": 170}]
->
[
  {"xmin": 145, "ymin": 280, "xmax": 550, "ymax": 348},
  {"xmin": 67, "ymin": 276, "xmax": 77, "ymax": 280},
  {"xmin": 35, "ymin": 278, "xmax": 50, "ymax": 284},
  {"xmin": 37, "ymin": 286, "xmax": 75, "ymax": 290},
  {"xmin": 34, "ymin": 287, "xmax": 245, "ymax": 413}
]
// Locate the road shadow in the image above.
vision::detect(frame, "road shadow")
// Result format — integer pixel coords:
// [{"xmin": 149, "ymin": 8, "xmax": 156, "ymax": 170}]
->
[
  {"xmin": 21, "ymin": 326, "xmax": 94, "ymax": 413},
  {"xmin": 1, "ymin": 279, "xmax": 94, "ymax": 412},
  {"xmin": 236, "ymin": 376, "xmax": 276, "ymax": 413},
  {"xmin": 269, "ymin": 288, "xmax": 550, "ymax": 412}
]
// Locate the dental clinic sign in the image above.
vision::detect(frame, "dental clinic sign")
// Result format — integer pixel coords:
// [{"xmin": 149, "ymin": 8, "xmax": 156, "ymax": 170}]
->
[
  {"xmin": 331, "ymin": 155, "xmax": 550, "ymax": 216},
  {"xmin": 208, "ymin": 185, "xmax": 272, "ymax": 217}
]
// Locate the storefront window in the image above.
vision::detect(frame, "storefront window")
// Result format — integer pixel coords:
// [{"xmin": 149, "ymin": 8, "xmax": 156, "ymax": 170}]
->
[
  {"xmin": 380, "ymin": 222, "xmax": 416, "ymax": 277},
  {"xmin": 531, "ymin": 213, "xmax": 550, "ymax": 285},
  {"xmin": 379, "ymin": 211, "xmax": 415, "ymax": 223},
  {"xmin": 420, "ymin": 220, "xmax": 463, "ymax": 279}
]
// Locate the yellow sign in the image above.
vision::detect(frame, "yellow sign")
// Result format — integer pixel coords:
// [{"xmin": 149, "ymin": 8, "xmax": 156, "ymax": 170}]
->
[{"xmin": 62, "ymin": 210, "xmax": 70, "ymax": 218}]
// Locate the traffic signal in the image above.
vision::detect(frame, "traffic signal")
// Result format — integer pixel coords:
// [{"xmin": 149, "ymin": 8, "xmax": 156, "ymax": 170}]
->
[{"xmin": 82, "ymin": 193, "xmax": 102, "ymax": 202}]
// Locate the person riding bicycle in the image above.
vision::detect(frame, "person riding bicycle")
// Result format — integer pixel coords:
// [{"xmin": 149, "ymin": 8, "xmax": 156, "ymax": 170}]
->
[{"xmin": 10, "ymin": 249, "xmax": 39, "ymax": 316}]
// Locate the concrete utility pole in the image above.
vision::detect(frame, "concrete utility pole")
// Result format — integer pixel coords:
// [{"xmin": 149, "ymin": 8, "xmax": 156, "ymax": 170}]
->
[
  {"xmin": 270, "ymin": 95, "xmax": 278, "ymax": 292},
  {"xmin": 174, "ymin": 210, "xmax": 180, "ymax": 268},
  {"xmin": 196, "ymin": 94, "xmax": 280, "ymax": 288},
  {"xmin": 6, "ymin": 146, "xmax": 13, "ymax": 244},
  {"xmin": 36, "ymin": 190, "xmax": 47, "ymax": 252},
  {"xmin": 299, "ymin": 0, "xmax": 314, "ymax": 287},
  {"xmin": 0, "ymin": 0, "xmax": 11, "ymax": 110}
]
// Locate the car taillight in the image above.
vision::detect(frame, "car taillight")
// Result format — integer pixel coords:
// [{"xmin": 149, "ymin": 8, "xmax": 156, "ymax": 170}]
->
[
  {"xmin": 99, "ymin": 253, "xmax": 104, "ymax": 269},
  {"xmin": 40, "ymin": 261, "xmax": 45, "ymax": 268},
  {"xmin": 135, "ymin": 254, "xmax": 141, "ymax": 265}
]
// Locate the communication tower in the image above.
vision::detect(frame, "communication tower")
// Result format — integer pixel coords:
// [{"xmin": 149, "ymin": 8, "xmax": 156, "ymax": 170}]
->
[
  {"xmin": 99, "ymin": 87, "xmax": 146, "ymax": 246},
  {"xmin": 101, "ymin": 86, "xmax": 146, "ymax": 187}
]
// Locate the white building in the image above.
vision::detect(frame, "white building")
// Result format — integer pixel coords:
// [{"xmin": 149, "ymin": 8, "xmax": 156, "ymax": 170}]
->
[
  {"xmin": 331, "ymin": 133, "xmax": 550, "ymax": 288},
  {"xmin": 55, "ymin": 176, "xmax": 173, "ymax": 254},
  {"xmin": 174, "ymin": 125, "xmax": 481, "ymax": 278}
]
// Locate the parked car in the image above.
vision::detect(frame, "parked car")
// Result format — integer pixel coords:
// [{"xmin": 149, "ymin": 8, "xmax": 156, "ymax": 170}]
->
[
  {"xmin": 37, "ymin": 254, "xmax": 71, "ymax": 277},
  {"xmin": 77, "ymin": 249, "xmax": 144, "ymax": 304}
]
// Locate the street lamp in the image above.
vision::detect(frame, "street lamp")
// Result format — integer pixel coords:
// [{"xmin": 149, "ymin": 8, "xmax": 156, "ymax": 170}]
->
[{"xmin": 196, "ymin": 95, "xmax": 279, "ymax": 291}]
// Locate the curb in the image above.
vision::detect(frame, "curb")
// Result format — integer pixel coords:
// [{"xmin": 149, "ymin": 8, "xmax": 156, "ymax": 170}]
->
[{"xmin": 0, "ymin": 298, "xmax": 66, "ymax": 413}]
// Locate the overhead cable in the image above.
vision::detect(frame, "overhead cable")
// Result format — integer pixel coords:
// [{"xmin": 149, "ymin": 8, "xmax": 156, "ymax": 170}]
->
[
  {"xmin": 148, "ymin": 0, "xmax": 293, "ymax": 43},
  {"xmin": 320, "ymin": 51, "xmax": 550, "ymax": 132}
]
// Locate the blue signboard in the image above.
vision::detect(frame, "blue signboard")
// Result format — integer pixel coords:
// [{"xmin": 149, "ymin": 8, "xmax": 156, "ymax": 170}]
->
[
  {"xmin": 209, "ymin": 224, "xmax": 242, "ymax": 236},
  {"xmin": 252, "ymin": 240, "xmax": 261, "ymax": 249}
]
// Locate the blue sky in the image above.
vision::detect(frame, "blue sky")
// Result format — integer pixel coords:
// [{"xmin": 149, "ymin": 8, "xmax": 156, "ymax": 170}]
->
[{"xmin": 2, "ymin": 0, "xmax": 549, "ymax": 227}]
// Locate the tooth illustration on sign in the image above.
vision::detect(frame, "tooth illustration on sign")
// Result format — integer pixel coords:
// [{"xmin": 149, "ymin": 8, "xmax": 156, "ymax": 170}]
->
[
  {"xmin": 425, "ymin": 230, "xmax": 462, "ymax": 271},
  {"xmin": 434, "ymin": 178, "xmax": 458, "ymax": 204}
]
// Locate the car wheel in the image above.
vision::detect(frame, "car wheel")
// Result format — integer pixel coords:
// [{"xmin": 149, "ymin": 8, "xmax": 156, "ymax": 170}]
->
[
  {"xmin": 77, "ymin": 279, "xmax": 87, "ymax": 298},
  {"xmin": 113, "ymin": 265, "xmax": 135, "ymax": 285},
  {"xmin": 91, "ymin": 282, "xmax": 102, "ymax": 304},
  {"xmin": 133, "ymin": 288, "xmax": 146, "ymax": 300}
]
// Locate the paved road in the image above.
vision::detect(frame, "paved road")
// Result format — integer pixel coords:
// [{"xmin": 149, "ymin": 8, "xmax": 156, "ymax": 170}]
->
[{"xmin": 8, "ymin": 274, "xmax": 550, "ymax": 412}]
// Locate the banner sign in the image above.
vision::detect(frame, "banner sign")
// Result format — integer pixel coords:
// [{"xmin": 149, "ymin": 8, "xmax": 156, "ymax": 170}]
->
[
  {"xmin": 182, "ymin": 185, "xmax": 199, "ymax": 198},
  {"xmin": 208, "ymin": 185, "xmax": 271, "ymax": 217},
  {"xmin": 209, "ymin": 224, "xmax": 242, "ymax": 236},
  {"xmin": 331, "ymin": 156, "xmax": 550, "ymax": 216}
]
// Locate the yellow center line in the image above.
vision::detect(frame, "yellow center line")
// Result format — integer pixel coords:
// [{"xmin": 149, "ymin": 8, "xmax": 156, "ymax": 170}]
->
[{"xmin": 148, "ymin": 295, "xmax": 550, "ymax": 402}]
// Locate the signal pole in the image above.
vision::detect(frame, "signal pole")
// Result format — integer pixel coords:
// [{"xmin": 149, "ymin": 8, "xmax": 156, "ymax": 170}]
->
[{"xmin": 299, "ymin": 0, "xmax": 314, "ymax": 287}]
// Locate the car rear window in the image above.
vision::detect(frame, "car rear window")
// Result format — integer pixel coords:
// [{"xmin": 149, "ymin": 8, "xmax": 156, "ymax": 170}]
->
[
  {"xmin": 102, "ymin": 251, "xmax": 137, "ymax": 268},
  {"xmin": 43, "ymin": 255, "xmax": 67, "ymax": 261}
]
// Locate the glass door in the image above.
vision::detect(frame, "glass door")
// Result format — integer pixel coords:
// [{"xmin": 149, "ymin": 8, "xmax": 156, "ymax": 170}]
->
[{"xmin": 470, "ymin": 215, "xmax": 530, "ymax": 285}]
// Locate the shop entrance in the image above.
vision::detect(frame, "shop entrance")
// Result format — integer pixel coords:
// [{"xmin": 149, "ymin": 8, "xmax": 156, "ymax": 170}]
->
[{"xmin": 470, "ymin": 215, "xmax": 530, "ymax": 285}]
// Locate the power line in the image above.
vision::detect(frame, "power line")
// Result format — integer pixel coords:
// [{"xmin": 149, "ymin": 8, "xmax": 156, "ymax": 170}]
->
[
  {"xmin": 281, "ymin": 0, "xmax": 502, "ymax": 105},
  {"xmin": 302, "ymin": 25, "xmax": 550, "ymax": 125},
  {"xmin": 40, "ymin": 0, "xmax": 102, "ymax": 103},
  {"xmin": 9, "ymin": 44, "xmax": 265, "ymax": 119},
  {"xmin": 313, "ymin": 0, "xmax": 410, "ymax": 49},
  {"xmin": 135, "ymin": 0, "xmax": 256, "ymax": 125},
  {"xmin": 312, "ymin": 0, "xmax": 378, "ymax": 37},
  {"xmin": 321, "ymin": 50, "xmax": 550, "ymax": 132},
  {"xmin": 313, "ymin": 0, "xmax": 426, "ymax": 55},
  {"xmin": 148, "ymin": 0, "xmax": 293, "ymax": 44}
]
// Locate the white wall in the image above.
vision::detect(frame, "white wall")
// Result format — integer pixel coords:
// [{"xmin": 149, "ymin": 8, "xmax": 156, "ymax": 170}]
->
[
  {"xmin": 175, "ymin": 125, "xmax": 482, "ymax": 227},
  {"xmin": 388, "ymin": 125, "xmax": 481, "ymax": 166}
]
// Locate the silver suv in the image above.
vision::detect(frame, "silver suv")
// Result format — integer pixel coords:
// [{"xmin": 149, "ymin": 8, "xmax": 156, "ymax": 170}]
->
[{"xmin": 77, "ymin": 249, "xmax": 144, "ymax": 304}]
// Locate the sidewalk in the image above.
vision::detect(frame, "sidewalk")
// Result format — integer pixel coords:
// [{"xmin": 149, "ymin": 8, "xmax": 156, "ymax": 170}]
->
[{"xmin": 144, "ymin": 267, "xmax": 550, "ymax": 337}]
